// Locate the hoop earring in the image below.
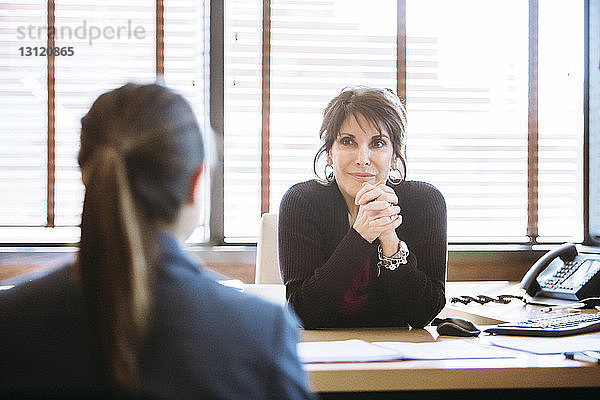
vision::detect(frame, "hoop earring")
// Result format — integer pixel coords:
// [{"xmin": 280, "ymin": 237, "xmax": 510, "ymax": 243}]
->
[
  {"xmin": 387, "ymin": 158, "xmax": 405, "ymax": 185},
  {"xmin": 387, "ymin": 168, "xmax": 402, "ymax": 185},
  {"xmin": 324, "ymin": 164, "xmax": 335, "ymax": 183}
]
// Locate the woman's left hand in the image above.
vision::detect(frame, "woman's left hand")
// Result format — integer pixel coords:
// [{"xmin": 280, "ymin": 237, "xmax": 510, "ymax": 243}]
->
[
  {"xmin": 355, "ymin": 181, "xmax": 398, "ymax": 207},
  {"xmin": 354, "ymin": 182, "xmax": 402, "ymax": 256}
]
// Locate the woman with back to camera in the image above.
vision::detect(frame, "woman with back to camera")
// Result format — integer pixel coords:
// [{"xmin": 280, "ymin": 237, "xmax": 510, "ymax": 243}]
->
[
  {"xmin": 278, "ymin": 86, "xmax": 447, "ymax": 329},
  {"xmin": 0, "ymin": 83, "xmax": 314, "ymax": 399}
]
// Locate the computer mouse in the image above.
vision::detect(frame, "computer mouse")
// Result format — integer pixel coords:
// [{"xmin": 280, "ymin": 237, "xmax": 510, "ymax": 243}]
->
[{"xmin": 434, "ymin": 318, "xmax": 481, "ymax": 337}]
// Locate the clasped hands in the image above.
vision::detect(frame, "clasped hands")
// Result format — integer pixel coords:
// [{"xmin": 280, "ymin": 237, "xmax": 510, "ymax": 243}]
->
[{"xmin": 353, "ymin": 181, "xmax": 402, "ymax": 255}]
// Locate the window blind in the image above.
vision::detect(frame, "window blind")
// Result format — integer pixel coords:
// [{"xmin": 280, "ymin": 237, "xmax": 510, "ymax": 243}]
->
[
  {"xmin": 0, "ymin": 0, "xmax": 210, "ymax": 243},
  {"xmin": 53, "ymin": 0, "xmax": 156, "ymax": 231},
  {"xmin": 405, "ymin": 0, "xmax": 530, "ymax": 241},
  {"xmin": 0, "ymin": 1, "xmax": 48, "ymax": 227},
  {"xmin": 224, "ymin": 0, "xmax": 263, "ymax": 240},
  {"xmin": 163, "ymin": 0, "xmax": 210, "ymax": 243},
  {"xmin": 537, "ymin": 0, "xmax": 584, "ymax": 241},
  {"xmin": 223, "ymin": 0, "xmax": 583, "ymax": 243}
]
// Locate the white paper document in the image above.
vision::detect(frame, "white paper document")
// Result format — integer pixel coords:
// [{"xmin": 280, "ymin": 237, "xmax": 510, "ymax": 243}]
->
[
  {"xmin": 373, "ymin": 340, "xmax": 517, "ymax": 360},
  {"xmin": 298, "ymin": 339, "xmax": 517, "ymax": 363},
  {"xmin": 487, "ymin": 335, "xmax": 600, "ymax": 355},
  {"xmin": 297, "ymin": 339, "xmax": 401, "ymax": 363}
]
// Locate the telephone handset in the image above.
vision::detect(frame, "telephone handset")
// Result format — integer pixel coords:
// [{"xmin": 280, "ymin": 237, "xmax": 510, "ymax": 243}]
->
[{"xmin": 520, "ymin": 243, "xmax": 600, "ymax": 301}]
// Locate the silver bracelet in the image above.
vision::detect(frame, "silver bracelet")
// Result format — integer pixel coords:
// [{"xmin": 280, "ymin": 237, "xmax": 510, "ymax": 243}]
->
[{"xmin": 377, "ymin": 241, "xmax": 409, "ymax": 277}]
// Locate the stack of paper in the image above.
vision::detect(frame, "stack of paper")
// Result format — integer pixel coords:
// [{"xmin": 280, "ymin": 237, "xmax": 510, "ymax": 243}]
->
[
  {"xmin": 297, "ymin": 340, "xmax": 401, "ymax": 363},
  {"xmin": 487, "ymin": 335, "xmax": 600, "ymax": 355},
  {"xmin": 373, "ymin": 340, "xmax": 516, "ymax": 360},
  {"xmin": 297, "ymin": 339, "xmax": 517, "ymax": 363}
]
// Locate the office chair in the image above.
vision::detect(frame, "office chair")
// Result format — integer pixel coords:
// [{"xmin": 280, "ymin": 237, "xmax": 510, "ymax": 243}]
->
[{"xmin": 255, "ymin": 213, "xmax": 283, "ymax": 284}]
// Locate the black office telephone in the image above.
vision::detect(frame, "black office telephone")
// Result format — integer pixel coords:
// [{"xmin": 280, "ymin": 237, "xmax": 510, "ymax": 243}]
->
[{"xmin": 520, "ymin": 243, "xmax": 600, "ymax": 301}]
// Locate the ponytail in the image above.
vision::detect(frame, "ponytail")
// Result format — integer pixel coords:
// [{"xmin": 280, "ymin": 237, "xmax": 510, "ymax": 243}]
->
[
  {"xmin": 78, "ymin": 146, "xmax": 151, "ymax": 393},
  {"xmin": 77, "ymin": 83, "xmax": 204, "ymax": 395}
]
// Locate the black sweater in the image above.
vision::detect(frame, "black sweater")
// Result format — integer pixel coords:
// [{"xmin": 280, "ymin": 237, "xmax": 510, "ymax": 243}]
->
[{"xmin": 278, "ymin": 179, "xmax": 447, "ymax": 329}]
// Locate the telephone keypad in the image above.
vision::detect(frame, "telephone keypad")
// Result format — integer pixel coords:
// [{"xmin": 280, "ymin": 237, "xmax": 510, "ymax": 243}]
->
[{"xmin": 541, "ymin": 259, "xmax": 584, "ymax": 290}]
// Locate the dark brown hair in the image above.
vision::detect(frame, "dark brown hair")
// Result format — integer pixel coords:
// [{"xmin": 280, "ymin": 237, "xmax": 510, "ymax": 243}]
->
[
  {"xmin": 313, "ymin": 86, "xmax": 408, "ymax": 183},
  {"xmin": 77, "ymin": 83, "xmax": 204, "ymax": 394}
]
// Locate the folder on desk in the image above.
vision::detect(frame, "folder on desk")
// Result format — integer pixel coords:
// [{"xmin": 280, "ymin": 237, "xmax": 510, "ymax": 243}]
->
[{"xmin": 298, "ymin": 339, "xmax": 516, "ymax": 363}]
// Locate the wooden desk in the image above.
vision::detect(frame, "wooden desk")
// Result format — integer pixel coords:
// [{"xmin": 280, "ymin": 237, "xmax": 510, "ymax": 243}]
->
[
  {"xmin": 244, "ymin": 282, "xmax": 600, "ymax": 394},
  {"xmin": 300, "ymin": 327, "xmax": 600, "ymax": 393}
]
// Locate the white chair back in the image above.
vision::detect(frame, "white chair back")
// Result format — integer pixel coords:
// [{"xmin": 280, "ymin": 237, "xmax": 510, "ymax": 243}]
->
[{"xmin": 255, "ymin": 213, "xmax": 283, "ymax": 284}]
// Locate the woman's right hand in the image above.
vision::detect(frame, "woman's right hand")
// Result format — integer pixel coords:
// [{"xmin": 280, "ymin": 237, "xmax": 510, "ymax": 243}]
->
[{"xmin": 352, "ymin": 182, "xmax": 401, "ymax": 243}]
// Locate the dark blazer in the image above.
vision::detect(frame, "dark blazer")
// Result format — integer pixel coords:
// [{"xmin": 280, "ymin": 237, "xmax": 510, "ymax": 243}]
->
[{"xmin": 0, "ymin": 232, "xmax": 315, "ymax": 400}]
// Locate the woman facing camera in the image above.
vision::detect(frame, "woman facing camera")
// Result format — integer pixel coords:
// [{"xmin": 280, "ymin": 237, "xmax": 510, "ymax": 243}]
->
[
  {"xmin": 1, "ymin": 83, "xmax": 314, "ymax": 400},
  {"xmin": 278, "ymin": 87, "xmax": 447, "ymax": 329}
]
